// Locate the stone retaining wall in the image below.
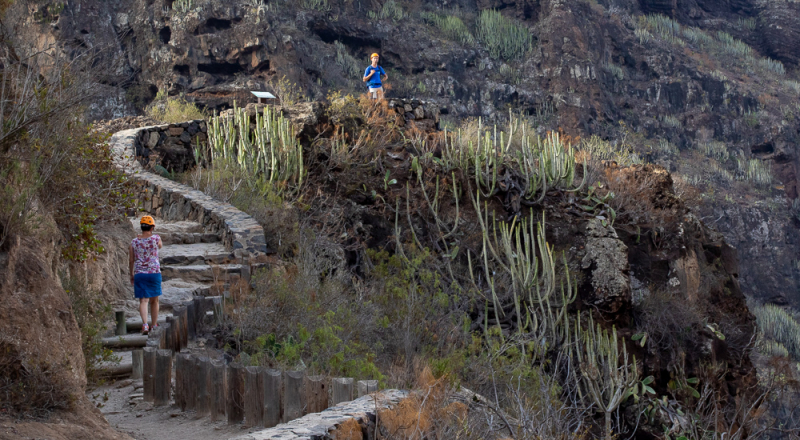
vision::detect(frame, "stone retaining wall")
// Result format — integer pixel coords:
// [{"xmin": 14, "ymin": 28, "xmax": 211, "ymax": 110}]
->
[
  {"xmin": 134, "ymin": 120, "xmax": 208, "ymax": 173},
  {"xmin": 233, "ymin": 390, "xmax": 408, "ymax": 440},
  {"xmin": 110, "ymin": 127, "xmax": 268, "ymax": 259},
  {"xmin": 387, "ymin": 98, "xmax": 440, "ymax": 131}
]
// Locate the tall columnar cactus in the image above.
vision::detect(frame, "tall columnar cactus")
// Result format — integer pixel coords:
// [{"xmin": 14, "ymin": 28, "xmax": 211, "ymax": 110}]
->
[
  {"xmin": 207, "ymin": 102, "xmax": 304, "ymax": 195},
  {"xmin": 752, "ymin": 303, "xmax": 800, "ymax": 360},
  {"xmin": 574, "ymin": 315, "xmax": 640, "ymax": 440},
  {"xmin": 442, "ymin": 115, "xmax": 585, "ymax": 203}
]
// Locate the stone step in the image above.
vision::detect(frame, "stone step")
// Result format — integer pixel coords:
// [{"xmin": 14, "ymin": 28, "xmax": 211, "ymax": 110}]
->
[
  {"xmin": 159, "ymin": 242, "xmax": 230, "ymax": 265},
  {"xmin": 161, "ymin": 264, "xmax": 244, "ymax": 284},
  {"xmin": 160, "ymin": 279, "xmax": 213, "ymax": 308},
  {"xmin": 129, "ymin": 217, "xmax": 220, "ymax": 245}
]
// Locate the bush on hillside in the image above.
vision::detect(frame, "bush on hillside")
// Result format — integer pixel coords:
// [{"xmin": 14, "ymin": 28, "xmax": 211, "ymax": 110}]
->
[
  {"xmin": 0, "ymin": 41, "xmax": 135, "ymax": 260},
  {"xmin": 145, "ymin": 91, "xmax": 206, "ymax": 123},
  {"xmin": 476, "ymin": 9, "xmax": 532, "ymax": 60}
]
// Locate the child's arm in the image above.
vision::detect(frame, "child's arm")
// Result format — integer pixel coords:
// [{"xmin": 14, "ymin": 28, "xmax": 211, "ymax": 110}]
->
[{"xmin": 156, "ymin": 235, "xmax": 162, "ymax": 249}]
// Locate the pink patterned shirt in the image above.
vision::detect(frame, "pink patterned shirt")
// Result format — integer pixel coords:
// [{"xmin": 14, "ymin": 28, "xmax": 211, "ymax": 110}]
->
[{"xmin": 132, "ymin": 235, "xmax": 161, "ymax": 274}]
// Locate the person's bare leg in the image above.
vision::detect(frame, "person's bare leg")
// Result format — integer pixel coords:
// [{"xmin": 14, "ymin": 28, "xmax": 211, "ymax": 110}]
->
[
  {"xmin": 149, "ymin": 297, "xmax": 160, "ymax": 327},
  {"xmin": 139, "ymin": 298, "xmax": 148, "ymax": 325}
]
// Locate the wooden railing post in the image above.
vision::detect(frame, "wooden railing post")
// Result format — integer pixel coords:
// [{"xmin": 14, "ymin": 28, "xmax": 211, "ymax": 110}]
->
[
  {"xmin": 283, "ymin": 371, "xmax": 305, "ymax": 422},
  {"xmin": 227, "ymin": 363, "xmax": 245, "ymax": 423},
  {"xmin": 261, "ymin": 368, "xmax": 282, "ymax": 428},
  {"xmin": 196, "ymin": 356, "xmax": 211, "ymax": 417},
  {"xmin": 357, "ymin": 380, "xmax": 378, "ymax": 397},
  {"xmin": 209, "ymin": 360, "xmax": 227, "ymax": 421},
  {"xmin": 305, "ymin": 375, "xmax": 328, "ymax": 413},
  {"xmin": 131, "ymin": 349, "xmax": 143, "ymax": 381},
  {"xmin": 154, "ymin": 349, "xmax": 173, "ymax": 406},
  {"xmin": 143, "ymin": 347, "xmax": 157, "ymax": 402},
  {"xmin": 332, "ymin": 377, "xmax": 354, "ymax": 405},
  {"xmin": 244, "ymin": 366, "xmax": 264, "ymax": 427}
]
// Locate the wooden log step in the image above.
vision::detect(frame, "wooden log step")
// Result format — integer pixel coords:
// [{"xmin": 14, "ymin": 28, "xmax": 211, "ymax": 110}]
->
[{"xmin": 102, "ymin": 334, "xmax": 149, "ymax": 348}]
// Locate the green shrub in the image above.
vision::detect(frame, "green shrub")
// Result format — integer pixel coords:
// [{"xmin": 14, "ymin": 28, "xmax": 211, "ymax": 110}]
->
[
  {"xmin": 476, "ymin": 9, "xmax": 532, "ymax": 61},
  {"xmin": 302, "ymin": 0, "xmax": 328, "ymax": 11},
  {"xmin": 145, "ymin": 91, "xmax": 206, "ymax": 123},
  {"xmin": 736, "ymin": 157, "xmax": 772, "ymax": 187},
  {"xmin": 752, "ymin": 303, "xmax": 800, "ymax": 360},
  {"xmin": 61, "ymin": 275, "xmax": 119, "ymax": 384},
  {"xmin": 173, "ymin": 0, "xmax": 194, "ymax": 12},
  {"xmin": 368, "ymin": 0, "xmax": 404, "ymax": 21},
  {"xmin": 604, "ymin": 62, "xmax": 624, "ymax": 80},
  {"xmin": 660, "ymin": 114, "xmax": 682, "ymax": 128},
  {"xmin": 334, "ymin": 41, "xmax": 362, "ymax": 79},
  {"xmin": 758, "ymin": 339, "xmax": 789, "ymax": 358},
  {"xmin": 700, "ymin": 141, "xmax": 729, "ymax": 162},
  {"xmin": 580, "ymin": 135, "xmax": 642, "ymax": 166},
  {"xmin": 421, "ymin": 12, "xmax": 475, "ymax": 45}
]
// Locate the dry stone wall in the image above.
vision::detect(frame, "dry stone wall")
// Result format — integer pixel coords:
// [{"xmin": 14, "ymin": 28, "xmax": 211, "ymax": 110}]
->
[
  {"xmin": 134, "ymin": 120, "xmax": 207, "ymax": 173},
  {"xmin": 232, "ymin": 391, "xmax": 408, "ymax": 440},
  {"xmin": 387, "ymin": 98, "xmax": 440, "ymax": 131},
  {"xmin": 110, "ymin": 127, "xmax": 268, "ymax": 259}
]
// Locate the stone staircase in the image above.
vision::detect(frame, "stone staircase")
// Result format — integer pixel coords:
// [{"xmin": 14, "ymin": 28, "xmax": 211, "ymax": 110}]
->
[
  {"xmin": 101, "ymin": 124, "xmax": 404, "ymax": 439},
  {"xmin": 100, "ymin": 215, "xmax": 235, "ymax": 372}
]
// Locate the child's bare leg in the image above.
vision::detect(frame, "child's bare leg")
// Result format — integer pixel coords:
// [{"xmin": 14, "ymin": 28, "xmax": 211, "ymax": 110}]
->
[
  {"xmin": 149, "ymin": 297, "xmax": 160, "ymax": 327},
  {"xmin": 139, "ymin": 298, "xmax": 148, "ymax": 325}
]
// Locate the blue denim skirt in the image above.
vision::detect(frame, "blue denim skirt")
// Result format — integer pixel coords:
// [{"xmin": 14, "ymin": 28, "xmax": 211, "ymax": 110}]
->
[{"xmin": 134, "ymin": 273, "xmax": 162, "ymax": 299}]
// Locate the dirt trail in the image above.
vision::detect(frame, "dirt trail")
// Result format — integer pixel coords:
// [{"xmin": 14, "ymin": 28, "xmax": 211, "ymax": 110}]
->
[{"xmin": 89, "ymin": 379, "xmax": 262, "ymax": 440}]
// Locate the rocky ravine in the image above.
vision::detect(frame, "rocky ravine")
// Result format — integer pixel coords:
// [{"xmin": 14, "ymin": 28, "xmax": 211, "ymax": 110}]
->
[{"xmin": 7, "ymin": 0, "xmax": 800, "ymax": 307}]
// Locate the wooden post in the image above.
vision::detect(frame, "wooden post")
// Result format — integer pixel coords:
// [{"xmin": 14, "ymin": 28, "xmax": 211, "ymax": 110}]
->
[
  {"xmin": 196, "ymin": 356, "xmax": 211, "ymax": 417},
  {"xmin": 171, "ymin": 309, "xmax": 182, "ymax": 351},
  {"xmin": 283, "ymin": 371, "xmax": 305, "ymax": 422},
  {"xmin": 176, "ymin": 306, "xmax": 187, "ymax": 345},
  {"xmin": 131, "ymin": 350, "xmax": 143, "ymax": 381},
  {"xmin": 143, "ymin": 347, "xmax": 157, "ymax": 402},
  {"xmin": 174, "ymin": 354, "xmax": 183, "ymax": 410},
  {"xmin": 159, "ymin": 322, "xmax": 171, "ymax": 350},
  {"xmin": 184, "ymin": 356, "xmax": 196, "ymax": 411},
  {"xmin": 305, "ymin": 375, "xmax": 328, "ymax": 413},
  {"xmin": 331, "ymin": 377, "xmax": 354, "ymax": 405},
  {"xmin": 209, "ymin": 360, "xmax": 227, "ymax": 421},
  {"xmin": 357, "ymin": 380, "xmax": 378, "ymax": 397},
  {"xmin": 261, "ymin": 368, "xmax": 281, "ymax": 428},
  {"xmin": 174, "ymin": 353, "xmax": 190, "ymax": 411},
  {"xmin": 227, "ymin": 363, "xmax": 245, "ymax": 424},
  {"xmin": 154, "ymin": 349, "xmax": 173, "ymax": 406},
  {"xmin": 244, "ymin": 366, "xmax": 264, "ymax": 427},
  {"xmin": 115, "ymin": 311, "xmax": 127, "ymax": 336},
  {"xmin": 186, "ymin": 301, "xmax": 196, "ymax": 339}
]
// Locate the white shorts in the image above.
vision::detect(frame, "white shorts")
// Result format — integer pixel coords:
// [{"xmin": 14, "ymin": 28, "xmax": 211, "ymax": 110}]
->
[{"xmin": 368, "ymin": 87, "xmax": 383, "ymax": 98}]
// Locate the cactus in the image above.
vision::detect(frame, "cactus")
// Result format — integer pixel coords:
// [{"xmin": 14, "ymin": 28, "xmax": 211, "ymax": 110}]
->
[
  {"xmin": 476, "ymin": 9, "xmax": 532, "ymax": 61},
  {"xmin": 574, "ymin": 314, "xmax": 640, "ymax": 440},
  {"xmin": 441, "ymin": 115, "xmax": 584, "ymax": 203},
  {"xmin": 207, "ymin": 102, "xmax": 304, "ymax": 196},
  {"xmin": 752, "ymin": 303, "xmax": 800, "ymax": 360}
]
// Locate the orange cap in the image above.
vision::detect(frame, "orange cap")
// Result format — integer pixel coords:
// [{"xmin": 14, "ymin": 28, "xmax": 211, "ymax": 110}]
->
[
  {"xmin": 371, "ymin": 53, "xmax": 379, "ymax": 58},
  {"xmin": 140, "ymin": 215, "xmax": 155, "ymax": 226}
]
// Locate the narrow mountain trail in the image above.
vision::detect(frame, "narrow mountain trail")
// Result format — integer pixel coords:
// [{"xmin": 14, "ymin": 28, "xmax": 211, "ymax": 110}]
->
[{"xmin": 88, "ymin": 216, "xmax": 260, "ymax": 440}]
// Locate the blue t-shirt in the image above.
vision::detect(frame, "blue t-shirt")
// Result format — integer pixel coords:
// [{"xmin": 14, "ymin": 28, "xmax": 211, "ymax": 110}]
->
[{"xmin": 364, "ymin": 65, "xmax": 386, "ymax": 88}]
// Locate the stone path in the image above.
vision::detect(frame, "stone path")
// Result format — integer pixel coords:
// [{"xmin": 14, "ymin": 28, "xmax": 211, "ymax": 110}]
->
[
  {"xmin": 98, "ymin": 214, "xmax": 229, "ymax": 378},
  {"xmin": 97, "ymin": 124, "xmax": 407, "ymax": 439}
]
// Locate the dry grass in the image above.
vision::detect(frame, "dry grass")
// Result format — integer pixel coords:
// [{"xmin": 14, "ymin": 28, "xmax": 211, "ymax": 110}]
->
[{"xmin": 145, "ymin": 92, "xmax": 205, "ymax": 123}]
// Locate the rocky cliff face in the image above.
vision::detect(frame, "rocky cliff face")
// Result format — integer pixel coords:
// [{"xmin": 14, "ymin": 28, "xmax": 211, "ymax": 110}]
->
[
  {"xmin": 7, "ymin": 0, "xmax": 800, "ymax": 305},
  {"xmin": 0, "ymin": 223, "xmax": 132, "ymax": 440}
]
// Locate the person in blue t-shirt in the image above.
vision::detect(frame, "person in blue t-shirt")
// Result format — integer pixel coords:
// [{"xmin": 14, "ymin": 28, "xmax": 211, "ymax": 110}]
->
[{"xmin": 363, "ymin": 53, "xmax": 388, "ymax": 99}]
